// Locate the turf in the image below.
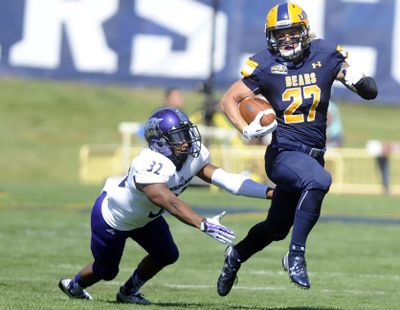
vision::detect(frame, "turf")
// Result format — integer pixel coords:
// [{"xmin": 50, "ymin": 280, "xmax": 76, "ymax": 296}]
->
[{"xmin": 1, "ymin": 185, "xmax": 399, "ymax": 310}]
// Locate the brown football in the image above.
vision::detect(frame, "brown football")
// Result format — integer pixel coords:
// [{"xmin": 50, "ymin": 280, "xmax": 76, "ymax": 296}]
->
[{"xmin": 239, "ymin": 96, "xmax": 276, "ymax": 127}]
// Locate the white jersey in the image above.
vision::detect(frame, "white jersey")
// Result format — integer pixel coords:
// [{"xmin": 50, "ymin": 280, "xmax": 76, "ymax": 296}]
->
[{"xmin": 101, "ymin": 144, "xmax": 210, "ymax": 231}]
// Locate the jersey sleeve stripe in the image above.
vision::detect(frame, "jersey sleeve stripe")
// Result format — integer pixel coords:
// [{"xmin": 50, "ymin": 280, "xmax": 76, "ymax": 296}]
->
[{"xmin": 241, "ymin": 59, "xmax": 259, "ymax": 77}]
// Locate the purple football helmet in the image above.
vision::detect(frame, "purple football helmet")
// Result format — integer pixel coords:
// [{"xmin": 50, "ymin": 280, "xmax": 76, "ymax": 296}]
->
[{"xmin": 144, "ymin": 108, "xmax": 201, "ymax": 165}]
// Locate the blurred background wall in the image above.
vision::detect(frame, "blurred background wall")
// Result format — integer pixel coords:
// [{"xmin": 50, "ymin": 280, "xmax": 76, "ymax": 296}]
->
[{"xmin": 0, "ymin": 0, "xmax": 397, "ymax": 104}]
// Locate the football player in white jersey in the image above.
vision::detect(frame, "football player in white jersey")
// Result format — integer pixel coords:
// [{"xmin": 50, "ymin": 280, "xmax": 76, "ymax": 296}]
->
[{"xmin": 59, "ymin": 108, "xmax": 272, "ymax": 305}]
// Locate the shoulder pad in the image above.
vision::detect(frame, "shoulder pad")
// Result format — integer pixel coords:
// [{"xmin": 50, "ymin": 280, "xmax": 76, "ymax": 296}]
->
[
  {"xmin": 199, "ymin": 144, "xmax": 210, "ymax": 161},
  {"xmin": 132, "ymin": 149, "xmax": 176, "ymax": 184}
]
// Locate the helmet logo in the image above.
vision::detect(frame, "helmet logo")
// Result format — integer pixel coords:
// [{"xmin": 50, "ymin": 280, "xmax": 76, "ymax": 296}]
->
[
  {"xmin": 146, "ymin": 117, "xmax": 163, "ymax": 137},
  {"xmin": 298, "ymin": 11, "xmax": 307, "ymax": 21}
]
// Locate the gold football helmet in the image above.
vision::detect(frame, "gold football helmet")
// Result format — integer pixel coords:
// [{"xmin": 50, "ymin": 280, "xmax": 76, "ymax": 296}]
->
[{"xmin": 265, "ymin": 2, "xmax": 310, "ymax": 61}]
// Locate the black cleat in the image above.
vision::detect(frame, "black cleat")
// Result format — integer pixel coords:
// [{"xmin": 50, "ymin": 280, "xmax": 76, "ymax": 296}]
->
[
  {"xmin": 116, "ymin": 287, "xmax": 151, "ymax": 305},
  {"xmin": 217, "ymin": 245, "xmax": 241, "ymax": 296},
  {"xmin": 282, "ymin": 252, "xmax": 310, "ymax": 289}
]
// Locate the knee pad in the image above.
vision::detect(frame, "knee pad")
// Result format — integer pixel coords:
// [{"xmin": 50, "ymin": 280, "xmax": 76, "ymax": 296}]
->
[
  {"xmin": 310, "ymin": 168, "xmax": 332, "ymax": 192},
  {"xmin": 93, "ymin": 261, "xmax": 119, "ymax": 281}
]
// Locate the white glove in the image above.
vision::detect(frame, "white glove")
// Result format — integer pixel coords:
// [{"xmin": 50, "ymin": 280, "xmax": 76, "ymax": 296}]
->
[
  {"xmin": 342, "ymin": 65, "xmax": 364, "ymax": 87},
  {"xmin": 200, "ymin": 211, "xmax": 235, "ymax": 244},
  {"xmin": 242, "ymin": 111, "xmax": 277, "ymax": 139}
]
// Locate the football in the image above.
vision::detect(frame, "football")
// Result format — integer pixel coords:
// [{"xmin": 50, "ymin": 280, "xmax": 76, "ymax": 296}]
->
[{"xmin": 239, "ymin": 96, "xmax": 276, "ymax": 127}]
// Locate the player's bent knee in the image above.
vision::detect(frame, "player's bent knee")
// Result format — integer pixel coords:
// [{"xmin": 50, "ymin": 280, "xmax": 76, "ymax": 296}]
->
[
  {"xmin": 101, "ymin": 271, "xmax": 118, "ymax": 281},
  {"xmin": 157, "ymin": 247, "xmax": 179, "ymax": 266},
  {"xmin": 163, "ymin": 252, "xmax": 179, "ymax": 266},
  {"xmin": 270, "ymin": 229, "xmax": 290, "ymax": 241},
  {"xmin": 260, "ymin": 218, "xmax": 291, "ymax": 241},
  {"xmin": 310, "ymin": 169, "xmax": 332, "ymax": 192},
  {"xmin": 264, "ymin": 223, "xmax": 291, "ymax": 241},
  {"xmin": 93, "ymin": 263, "xmax": 119, "ymax": 281}
]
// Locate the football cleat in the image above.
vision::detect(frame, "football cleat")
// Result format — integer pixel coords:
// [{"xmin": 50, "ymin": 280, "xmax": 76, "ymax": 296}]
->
[
  {"xmin": 282, "ymin": 252, "xmax": 310, "ymax": 289},
  {"xmin": 217, "ymin": 245, "xmax": 241, "ymax": 296},
  {"xmin": 58, "ymin": 278, "xmax": 93, "ymax": 300},
  {"xmin": 116, "ymin": 287, "xmax": 151, "ymax": 305}
]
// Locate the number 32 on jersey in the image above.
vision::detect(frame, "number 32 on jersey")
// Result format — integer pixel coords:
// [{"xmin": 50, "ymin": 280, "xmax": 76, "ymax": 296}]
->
[{"xmin": 282, "ymin": 85, "xmax": 321, "ymax": 124}]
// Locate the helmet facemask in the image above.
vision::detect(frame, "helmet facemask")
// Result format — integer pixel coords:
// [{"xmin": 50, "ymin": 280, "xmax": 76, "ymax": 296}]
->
[
  {"xmin": 267, "ymin": 24, "xmax": 310, "ymax": 62},
  {"xmin": 165, "ymin": 123, "xmax": 201, "ymax": 160}
]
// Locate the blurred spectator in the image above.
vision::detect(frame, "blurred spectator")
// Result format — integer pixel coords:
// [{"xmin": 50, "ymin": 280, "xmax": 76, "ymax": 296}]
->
[
  {"xmin": 366, "ymin": 140, "xmax": 391, "ymax": 195},
  {"xmin": 164, "ymin": 87, "xmax": 184, "ymax": 109},
  {"xmin": 326, "ymin": 100, "xmax": 344, "ymax": 147},
  {"xmin": 135, "ymin": 87, "xmax": 185, "ymax": 139},
  {"xmin": 377, "ymin": 143, "xmax": 391, "ymax": 195}
]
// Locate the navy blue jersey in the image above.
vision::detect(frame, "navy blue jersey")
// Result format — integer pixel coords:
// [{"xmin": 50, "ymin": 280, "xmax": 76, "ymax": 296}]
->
[{"xmin": 241, "ymin": 39, "xmax": 346, "ymax": 149}]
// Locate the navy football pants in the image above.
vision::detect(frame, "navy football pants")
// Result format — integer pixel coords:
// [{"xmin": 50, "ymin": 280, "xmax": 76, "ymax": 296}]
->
[
  {"xmin": 90, "ymin": 192, "xmax": 179, "ymax": 281},
  {"xmin": 236, "ymin": 147, "xmax": 331, "ymax": 261}
]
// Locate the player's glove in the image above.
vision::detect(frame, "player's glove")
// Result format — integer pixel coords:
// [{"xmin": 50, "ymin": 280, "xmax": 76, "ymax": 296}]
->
[
  {"xmin": 242, "ymin": 111, "xmax": 277, "ymax": 139},
  {"xmin": 200, "ymin": 211, "xmax": 235, "ymax": 244},
  {"xmin": 342, "ymin": 65, "xmax": 364, "ymax": 87}
]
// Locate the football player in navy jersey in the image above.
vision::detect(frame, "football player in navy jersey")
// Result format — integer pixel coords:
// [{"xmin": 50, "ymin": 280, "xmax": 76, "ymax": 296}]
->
[
  {"xmin": 58, "ymin": 108, "xmax": 273, "ymax": 305},
  {"xmin": 217, "ymin": 2, "xmax": 377, "ymax": 295}
]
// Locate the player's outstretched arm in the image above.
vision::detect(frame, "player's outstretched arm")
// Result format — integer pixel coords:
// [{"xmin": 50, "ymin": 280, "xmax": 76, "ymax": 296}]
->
[
  {"xmin": 139, "ymin": 182, "xmax": 235, "ymax": 244},
  {"xmin": 197, "ymin": 164, "xmax": 273, "ymax": 199},
  {"xmin": 337, "ymin": 62, "xmax": 378, "ymax": 100}
]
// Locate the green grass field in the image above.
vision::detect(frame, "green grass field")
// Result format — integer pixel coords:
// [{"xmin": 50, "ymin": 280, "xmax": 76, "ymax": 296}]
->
[
  {"xmin": 1, "ymin": 185, "xmax": 400, "ymax": 310},
  {"xmin": 1, "ymin": 78, "xmax": 400, "ymax": 309}
]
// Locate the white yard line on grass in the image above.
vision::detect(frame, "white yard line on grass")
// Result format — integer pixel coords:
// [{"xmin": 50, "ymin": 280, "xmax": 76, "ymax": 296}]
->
[
  {"xmin": 164, "ymin": 283, "xmax": 285, "ymax": 291},
  {"xmin": 99, "ymin": 280, "xmax": 390, "ymax": 296},
  {"xmin": 163, "ymin": 283, "xmax": 387, "ymax": 296},
  {"xmin": 250, "ymin": 269, "xmax": 400, "ymax": 281}
]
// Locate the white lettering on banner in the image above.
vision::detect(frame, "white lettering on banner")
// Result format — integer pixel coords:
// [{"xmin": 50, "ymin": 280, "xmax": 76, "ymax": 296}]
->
[
  {"xmin": 338, "ymin": 0, "xmax": 378, "ymax": 79},
  {"xmin": 131, "ymin": 0, "xmax": 227, "ymax": 78},
  {"xmin": 10, "ymin": 0, "xmax": 118, "ymax": 73},
  {"xmin": 295, "ymin": 0, "xmax": 326, "ymax": 38},
  {"xmin": 343, "ymin": 46, "xmax": 377, "ymax": 76},
  {"xmin": 392, "ymin": 0, "xmax": 400, "ymax": 84}
]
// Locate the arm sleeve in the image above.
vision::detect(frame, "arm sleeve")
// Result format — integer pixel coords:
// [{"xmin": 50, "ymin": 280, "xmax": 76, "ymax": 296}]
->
[
  {"xmin": 211, "ymin": 168, "xmax": 268, "ymax": 198},
  {"xmin": 354, "ymin": 77, "xmax": 378, "ymax": 100}
]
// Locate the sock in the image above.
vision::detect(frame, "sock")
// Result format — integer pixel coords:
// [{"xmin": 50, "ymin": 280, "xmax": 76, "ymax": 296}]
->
[
  {"xmin": 122, "ymin": 269, "xmax": 145, "ymax": 295},
  {"xmin": 69, "ymin": 273, "xmax": 82, "ymax": 288},
  {"xmin": 289, "ymin": 240, "xmax": 306, "ymax": 257},
  {"xmin": 289, "ymin": 189, "xmax": 325, "ymax": 257}
]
